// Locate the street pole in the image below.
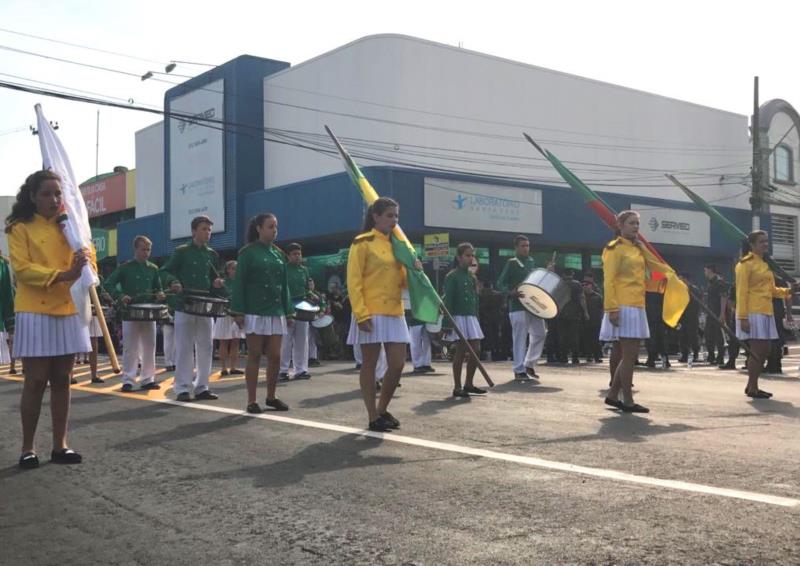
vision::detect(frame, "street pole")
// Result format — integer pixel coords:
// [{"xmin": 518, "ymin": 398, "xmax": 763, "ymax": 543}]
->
[
  {"xmin": 751, "ymin": 76, "xmax": 761, "ymax": 231},
  {"xmin": 95, "ymin": 110, "xmax": 100, "ymax": 179}
]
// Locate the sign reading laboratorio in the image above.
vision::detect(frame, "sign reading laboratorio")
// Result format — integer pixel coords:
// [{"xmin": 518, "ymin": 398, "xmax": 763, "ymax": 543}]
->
[
  {"xmin": 632, "ymin": 203, "xmax": 710, "ymax": 247},
  {"xmin": 424, "ymin": 178, "xmax": 542, "ymax": 234},
  {"xmin": 423, "ymin": 233, "xmax": 450, "ymax": 257},
  {"xmin": 168, "ymin": 79, "xmax": 225, "ymax": 239}
]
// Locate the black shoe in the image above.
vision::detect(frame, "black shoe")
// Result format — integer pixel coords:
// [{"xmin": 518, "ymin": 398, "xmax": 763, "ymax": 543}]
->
[
  {"xmin": 379, "ymin": 411, "xmax": 400, "ymax": 429},
  {"xmin": 604, "ymin": 397, "xmax": 624, "ymax": 409},
  {"xmin": 229, "ymin": 369, "xmax": 244, "ymax": 375},
  {"xmin": 678, "ymin": 356, "xmax": 688, "ymax": 363},
  {"xmin": 411, "ymin": 367, "xmax": 427, "ymax": 375},
  {"xmin": 246, "ymin": 403, "xmax": 263, "ymax": 414},
  {"xmin": 278, "ymin": 372, "xmax": 291, "ymax": 382},
  {"xmin": 759, "ymin": 389, "xmax": 773, "ymax": 398},
  {"xmin": 308, "ymin": 359, "xmax": 321, "ymax": 367},
  {"xmin": 355, "ymin": 363, "xmax": 362, "ymax": 370},
  {"xmin": 194, "ymin": 390, "xmax": 219, "ymax": 401},
  {"xmin": 9, "ymin": 367, "xmax": 17, "ymax": 375},
  {"xmin": 645, "ymin": 360, "xmax": 656, "ymax": 368},
  {"xmin": 70, "ymin": 376, "xmax": 78, "ymax": 385},
  {"xmin": 514, "ymin": 372, "xmax": 529, "ymax": 381},
  {"xmin": 594, "ymin": 357, "xmax": 602, "ymax": 363},
  {"xmin": 571, "ymin": 358, "xmax": 580, "ymax": 365},
  {"xmin": 525, "ymin": 367, "xmax": 539, "ymax": 379},
  {"xmin": 220, "ymin": 369, "xmax": 229, "ymax": 376},
  {"xmin": 453, "ymin": 388, "xmax": 470, "ymax": 398},
  {"xmin": 121, "ymin": 383, "xmax": 133, "ymax": 392},
  {"xmin": 423, "ymin": 365, "xmax": 436, "ymax": 373},
  {"xmin": 745, "ymin": 388, "xmax": 771, "ymax": 399},
  {"xmin": 51, "ymin": 448, "xmax": 82, "ymax": 464},
  {"xmin": 294, "ymin": 371, "xmax": 312, "ymax": 380},
  {"xmin": 265, "ymin": 398, "xmax": 289, "ymax": 411},
  {"xmin": 620, "ymin": 403, "xmax": 650, "ymax": 413},
  {"xmin": 368, "ymin": 416, "xmax": 394, "ymax": 432},
  {"xmin": 140, "ymin": 382, "xmax": 161, "ymax": 390},
  {"xmin": 176, "ymin": 392, "xmax": 191, "ymax": 402},
  {"xmin": 91, "ymin": 377, "xmax": 105, "ymax": 384},
  {"xmin": 464, "ymin": 385, "xmax": 487, "ymax": 395},
  {"xmin": 18, "ymin": 452, "xmax": 39, "ymax": 469}
]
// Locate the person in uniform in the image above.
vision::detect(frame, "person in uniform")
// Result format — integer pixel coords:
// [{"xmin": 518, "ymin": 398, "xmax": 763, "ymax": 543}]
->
[
  {"xmin": 735, "ymin": 230, "xmax": 795, "ymax": 399},
  {"xmin": 161, "ymin": 288, "xmax": 177, "ymax": 372},
  {"xmin": 703, "ymin": 265, "xmax": 728, "ymax": 364},
  {"xmin": 677, "ymin": 273, "xmax": 700, "ymax": 364},
  {"xmin": 347, "ymin": 196, "xmax": 417, "ymax": 432},
  {"xmin": 556, "ymin": 269, "xmax": 588, "ymax": 365},
  {"xmin": 496, "ymin": 235, "xmax": 545, "ymax": 381},
  {"xmin": 160, "ymin": 215, "xmax": 224, "ymax": 402},
  {"xmin": 104, "ymin": 236, "xmax": 165, "ymax": 392},
  {"xmin": 601, "ymin": 210, "xmax": 675, "ymax": 413},
  {"xmin": 231, "ymin": 213, "xmax": 293, "ymax": 413},
  {"xmin": 306, "ymin": 278, "xmax": 325, "ymax": 367},
  {"xmin": 407, "ymin": 299, "xmax": 433, "ymax": 374},
  {"xmin": 213, "ymin": 260, "xmax": 244, "ymax": 376},
  {"xmin": 581, "ymin": 273, "xmax": 604, "ymax": 362},
  {"xmin": 0, "ymin": 252, "xmax": 14, "ymax": 369},
  {"xmin": 443, "ymin": 242, "xmax": 486, "ymax": 397},
  {"xmin": 279, "ymin": 242, "xmax": 312, "ymax": 381},
  {"xmin": 7, "ymin": 170, "xmax": 94, "ymax": 468}
]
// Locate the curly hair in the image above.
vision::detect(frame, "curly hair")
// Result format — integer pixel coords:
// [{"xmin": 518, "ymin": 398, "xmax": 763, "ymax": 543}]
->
[{"xmin": 5, "ymin": 170, "xmax": 61, "ymax": 233}]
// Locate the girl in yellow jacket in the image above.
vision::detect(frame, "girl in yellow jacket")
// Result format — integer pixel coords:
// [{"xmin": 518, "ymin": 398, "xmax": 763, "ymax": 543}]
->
[
  {"xmin": 347, "ymin": 196, "xmax": 419, "ymax": 432},
  {"xmin": 6, "ymin": 170, "xmax": 92, "ymax": 469},
  {"xmin": 600, "ymin": 210, "xmax": 673, "ymax": 413},
  {"xmin": 735, "ymin": 230, "xmax": 793, "ymax": 399}
]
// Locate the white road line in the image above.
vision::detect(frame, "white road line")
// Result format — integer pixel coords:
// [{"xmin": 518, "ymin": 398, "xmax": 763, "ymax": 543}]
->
[{"xmin": 122, "ymin": 394, "xmax": 799, "ymax": 509}]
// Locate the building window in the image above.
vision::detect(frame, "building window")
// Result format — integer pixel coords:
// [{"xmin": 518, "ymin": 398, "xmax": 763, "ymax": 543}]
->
[
  {"xmin": 774, "ymin": 144, "xmax": 794, "ymax": 184},
  {"xmin": 771, "ymin": 213, "xmax": 797, "ymax": 274}
]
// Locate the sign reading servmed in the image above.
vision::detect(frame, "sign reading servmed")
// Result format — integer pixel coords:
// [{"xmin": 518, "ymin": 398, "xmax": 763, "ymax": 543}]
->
[
  {"xmin": 168, "ymin": 79, "xmax": 225, "ymax": 239},
  {"xmin": 631, "ymin": 203, "xmax": 710, "ymax": 247},
  {"xmin": 424, "ymin": 178, "xmax": 542, "ymax": 234}
]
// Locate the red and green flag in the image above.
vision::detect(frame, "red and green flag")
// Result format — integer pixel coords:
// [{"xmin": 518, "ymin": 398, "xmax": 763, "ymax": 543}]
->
[
  {"xmin": 524, "ymin": 133, "xmax": 688, "ymax": 327},
  {"xmin": 325, "ymin": 126, "xmax": 441, "ymax": 324}
]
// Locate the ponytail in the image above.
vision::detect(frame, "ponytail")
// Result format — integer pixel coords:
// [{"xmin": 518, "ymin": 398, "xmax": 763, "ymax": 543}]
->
[
  {"xmin": 246, "ymin": 213, "xmax": 276, "ymax": 243},
  {"xmin": 362, "ymin": 197, "xmax": 399, "ymax": 232}
]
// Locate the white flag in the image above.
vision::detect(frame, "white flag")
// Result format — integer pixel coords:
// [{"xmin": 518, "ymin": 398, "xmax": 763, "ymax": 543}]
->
[{"xmin": 35, "ymin": 104, "xmax": 98, "ymax": 324}]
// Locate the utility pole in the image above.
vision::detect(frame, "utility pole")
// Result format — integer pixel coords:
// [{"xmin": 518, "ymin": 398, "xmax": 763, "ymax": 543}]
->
[
  {"xmin": 751, "ymin": 76, "xmax": 762, "ymax": 231},
  {"xmin": 95, "ymin": 110, "xmax": 100, "ymax": 179}
]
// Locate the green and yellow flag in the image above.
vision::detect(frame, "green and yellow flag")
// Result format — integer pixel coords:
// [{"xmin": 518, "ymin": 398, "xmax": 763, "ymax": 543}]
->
[{"xmin": 325, "ymin": 126, "xmax": 441, "ymax": 323}]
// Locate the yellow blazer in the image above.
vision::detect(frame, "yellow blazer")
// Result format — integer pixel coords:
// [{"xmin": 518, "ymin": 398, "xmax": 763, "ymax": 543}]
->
[
  {"xmin": 602, "ymin": 237, "xmax": 673, "ymax": 312},
  {"xmin": 8, "ymin": 214, "xmax": 96, "ymax": 316},
  {"xmin": 735, "ymin": 253, "xmax": 791, "ymax": 318},
  {"xmin": 346, "ymin": 229, "xmax": 407, "ymax": 323}
]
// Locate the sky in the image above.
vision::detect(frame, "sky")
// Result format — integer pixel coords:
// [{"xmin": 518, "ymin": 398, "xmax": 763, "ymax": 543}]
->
[{"xmin": 0, "ymin": 0, "xmax": 797, "ymax": 197}]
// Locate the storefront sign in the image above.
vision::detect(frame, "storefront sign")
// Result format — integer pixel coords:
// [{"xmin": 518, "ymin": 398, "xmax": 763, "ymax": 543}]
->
[
  {"xmin": 423, "ymin": 233, "xmax": 450, "ymax": 257},
  {"xmin": 80, "ymin": 174, "xmax": 127, "ymax": 218},
  {"xmin": 424, "ymin": 178, "xmax": 542, "ymax": 234},
  {"xmin": 169, "ymin": 78, "xmax": 226, "ymax": 239},
  {"xmin": 632, "ymin": 203, "xmax": 710, "ymax": 247},
  {"xmin": 91, "ymin": 228, "xmax": 117, "ymax": 260}
]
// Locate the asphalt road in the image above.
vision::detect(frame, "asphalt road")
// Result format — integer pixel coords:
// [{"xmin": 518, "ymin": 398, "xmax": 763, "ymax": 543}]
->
[{"xmin": 1, "ymin": 353, "xmax": 799, "ymax": 565}]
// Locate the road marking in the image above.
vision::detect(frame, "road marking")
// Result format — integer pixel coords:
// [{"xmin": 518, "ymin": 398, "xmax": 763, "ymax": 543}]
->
[{"xmin": 21, "ymin": 377, "xmax": 794, "ymax": 509}]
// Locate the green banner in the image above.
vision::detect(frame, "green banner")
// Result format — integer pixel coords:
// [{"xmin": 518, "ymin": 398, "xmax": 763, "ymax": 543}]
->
[{"xmin": 91, "ymin": 228, "xmax": 110, "ymax": 260}]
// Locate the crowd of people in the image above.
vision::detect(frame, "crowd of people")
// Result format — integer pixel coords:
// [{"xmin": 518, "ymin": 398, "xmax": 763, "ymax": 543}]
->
[{"xmin": 5, "ymin": 170, "xmax": 797, "ymax": 467}]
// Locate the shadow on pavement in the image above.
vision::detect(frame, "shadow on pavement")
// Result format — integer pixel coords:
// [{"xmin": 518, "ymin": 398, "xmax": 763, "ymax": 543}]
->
[
  {"xmin": 71, "ymin": 402, "xmax": 173, "ymax": 426},
  {"xmin": 298, "ymin": 388, "xmax": 363, "ymax": 409},
  {"xmin": 747, "ymin": 399, "xmax": 800, "ymax": 418},
  {"xmin": 489, "ymin": 381, "xmax": 563, "ymax": 395},
  {"xmin": 411, "ymin": 396, "xmax": 471, "ymax": 416},
  {"xmin": 179, "ymin": 434, "xmax": 400, "ymax": 489},
  {"xmin": 113, "ymin": 414, "xmax": 251, "ymax": 450},
  {"xmin": 528, "ymin": 415, "xmax": 699, "ymax": 446}
]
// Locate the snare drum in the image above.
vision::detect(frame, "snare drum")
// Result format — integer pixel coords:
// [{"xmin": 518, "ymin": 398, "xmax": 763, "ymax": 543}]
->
[
  {"xmin": 127, "ymin": 303, "xmax": 169, "ymax": 322},
  {"xmin": 183, "ymin": 295, "xmax": 230, "ymax": 317},
  {"xmin": 293, "ymin": 300, "xmax": 320, "ymax": 322},
  {"xmin": 425, "ymin": 315, "xmax": 444, "ymax": 333},
  {"xmin": 311, "ymin": 314, "xmax": 334, "ymax": 329},
  {"xmin": 517, "ymin": 268, "xmax": 571, "ymax": 319}
]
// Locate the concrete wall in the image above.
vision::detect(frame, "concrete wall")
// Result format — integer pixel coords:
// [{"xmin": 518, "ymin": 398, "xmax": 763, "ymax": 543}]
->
[
  {"xmin": 135, "ymin": 121, "xmax": 164, "ymax": 218},
  {"xmin": 263, "ymin": 34, "xmax": 751, "ymax": 209}
]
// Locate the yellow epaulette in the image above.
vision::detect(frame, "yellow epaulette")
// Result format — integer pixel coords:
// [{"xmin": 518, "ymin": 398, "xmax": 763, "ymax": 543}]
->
[
  {"xmin": 605, "ymin": 237, "xmax": 622, "ymax": 250},
  {"xmin": 353, "ymin": 232, "xmax": 375, "ymax": 244},
  {"xmin": 740, "ymin": 253, "xmax": 754, "ymax": 263}
]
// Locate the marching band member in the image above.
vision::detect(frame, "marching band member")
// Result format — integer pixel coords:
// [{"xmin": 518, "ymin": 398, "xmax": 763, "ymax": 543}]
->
[
  {"xmin": 84, "ymin": 282, "xmax": 111, "ymax": 384},
  {"xmin": 443, "ymin": 243, "xmax": 486, "ymax": 397},
  {"xmin": 104, "ymin": 236, "xmax": 164, "ymax": 392},
  {"xmin": 735, "ymin": 230, "xmax": 794, "ymax": 399},
  {"xmin": 0, "ymin": 251, "xmax": 14, "ymax": 367},
  {"xmin": 213, "ymin": 260, "xmax": 244, "ymax": 376},
  {"xmin": 231, "ymin": 213, "xmax": 293, "ymax": 413},
  {"xmin": 306, "ymin": 278, "xmax": 325, "ymax": 367},
  {"xmin": 347, "ymin": 197, "xmax": 418, "ymax": 432},
  {"xmin": 161, "ymin": 289, "xmax": 177, "ymax": 371},
  {"xmin": 600, "ymin": 210, "xmax": 674, "ymax": 413},
  {"xmin": 405, "ymin": 289, "xmax": 433, "ymax": 374},
  {"xmin": 496, "ymin": 235, "xmax": 545, "ymax": 381},
  {"xmin": 7, "ymin": 170, "xmax": 94, "ymax": 468},
  {"xmin": 279, "ymin": 243, "xmax": 312, "ymax": 381},
  {"xmin": 160, "ymin": 216, "xmax": 224, "ymax": 402}
]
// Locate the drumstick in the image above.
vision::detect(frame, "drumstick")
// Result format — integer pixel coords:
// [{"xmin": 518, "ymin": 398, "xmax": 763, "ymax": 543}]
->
[{"xmin": 550, "ymin": 251, "xmax": 557, "ymax": 266}]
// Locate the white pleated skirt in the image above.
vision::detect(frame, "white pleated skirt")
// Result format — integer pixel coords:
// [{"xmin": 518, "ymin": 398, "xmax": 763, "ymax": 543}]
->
[
  {"xmin": 735, "ymin": 314, "xmax": 779, "ymax": 341},
  {"xmin": 243, "ymin": 314, "xmax": 286, "ymax": 336},
  {"xmin": 89, "ymin": 316, "xmax": 103, "ymax": 338},
  {"xmin": 347, "ymin": 314, "xmax": 410, "ymax": 345},
  {"xmin": 599, "ymin": 306, "xmax": 650, "ymax": 341},
  {"xmin": 444, "ymin": 315, "xmax": 484, "ymax": 341},
  {"xmin": 213, "ymin": 315, "xmax": 244, "ymax": 340},
  {"xmin": 0, "ymin": 331, "xmax": 10, "ymax": 364},
  {"xmin": 13, "ymin": 312, "xmax": 92, "ymax": 358}
]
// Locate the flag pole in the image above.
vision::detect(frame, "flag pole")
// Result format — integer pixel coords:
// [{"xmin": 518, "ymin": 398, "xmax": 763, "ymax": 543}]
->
[
  {"xmin": 324, "ymin": 125, "xmax": 493, "ymax": 387},
  {"xmin": 90, "ymin": 286, "xmax": 120, "ymax": 372}
]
